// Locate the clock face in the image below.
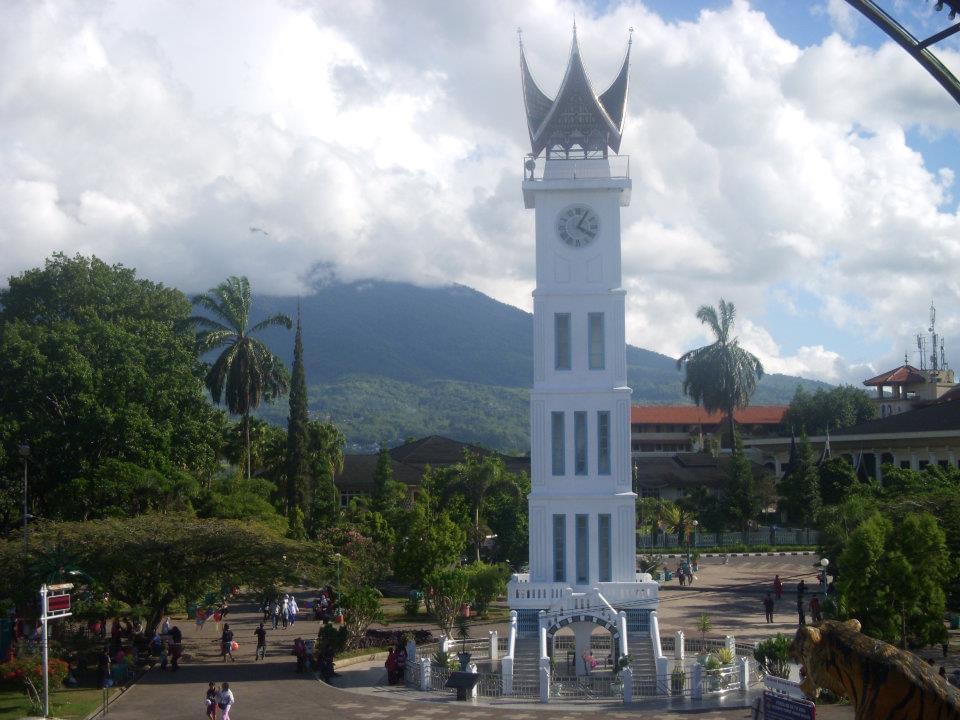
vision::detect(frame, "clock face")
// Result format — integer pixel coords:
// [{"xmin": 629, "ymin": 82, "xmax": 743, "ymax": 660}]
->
[{"xmin": 555, "ymin": 204, "xmax": 600, "ymax": 247}]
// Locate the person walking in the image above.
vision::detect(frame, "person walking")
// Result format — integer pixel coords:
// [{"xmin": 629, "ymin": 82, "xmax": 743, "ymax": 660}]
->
[
  {"xmin": 809, "ymin": 595, "xmax": 822, "ymax": 624},
  {"xmin": 294, "ymin": 637, "xmax": 307, "ymax": 673},
  {"xmin": 205, "ymin": 682, "xmax": 218, "ymax": 720},
  {"xmin": 763, "ymin": 592, "xmax": 775, "ymax": 623},
  {"xmin": 216, "ymin": 682, "xmax": 235, "ymax": 720},
  {"xmin": 169, "ymin": 625, "xmax": 182, "ymax": 671},
  {"xmin": 797, "ymin": 579, "xmax": 806, "ymax": 599},
  {"xmin": 797, "ymin": 597, "xmax": 806, "ymax": 626},
  {"xmin": 281, "ymin": 595, "xmax": 289, "ymax": 629},
  {"xmin": 773, "ymin": 575, "xmax": 783, "ymax": 601},
  {"xmin": 221, "ymin": 624, "xmax": 235, "ymax": 662},
  {"xmin": 272, "ymin": 599, "xmax": 281, "ymax": 630},
  {"xmin": 254, "ymin": 623, "xmax": 267, "ymax": 660},
  {"xmin": 288, "ymin": 595, "xmax": 299, "ymax": 627}
]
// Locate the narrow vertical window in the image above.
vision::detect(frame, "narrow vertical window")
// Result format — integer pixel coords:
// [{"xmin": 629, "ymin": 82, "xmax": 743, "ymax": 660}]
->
[
  {"xmin": 574, "ymin": 411, "xmax": 587, "ymax": 475},
  {"xmin": 551, "ymin": 411, "xmax": 565, "ymax": 476},
  {"xmin": 588, "ymin": 312, "xmax": 604, "ymax": 370},
  {"xmin": 575, "ymin": 514, "xmax": 589, "ymax": 584},
  {"xmin": 598, "ymin": 514, "xmax": 612, "ymax": 582},
  {"xmin": 553, "ymin": 514, "xmax": 566, "ymax": 582},
  {"xmin": 555, "ymin": 313, "xmax": 571, "ymax": 370},
  {"xmin": 597, "ymin": 411, "xmax": 611, "ymax": 475}
]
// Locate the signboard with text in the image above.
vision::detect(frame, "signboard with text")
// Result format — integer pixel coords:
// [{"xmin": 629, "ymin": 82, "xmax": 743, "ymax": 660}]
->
[{"xmin": 764, "ymin": 690, "xmax": 816, "ymax": 720}]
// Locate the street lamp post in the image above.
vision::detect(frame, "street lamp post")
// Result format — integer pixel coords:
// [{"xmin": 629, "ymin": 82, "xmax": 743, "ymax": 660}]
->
[
  {"xmin": 18, "ymin": 444, "xmax": 29, "ymax": 555},
  {"xmin": 334, "ymin": 553, "xmax": 342, "ymax": 589},
  {"xmin": 820, "ymin": 558, "xmax": 830, "ymax": 597}
]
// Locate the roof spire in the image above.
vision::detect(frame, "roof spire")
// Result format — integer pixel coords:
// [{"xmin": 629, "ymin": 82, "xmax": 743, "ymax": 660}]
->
[{"xmin": 517, "ymin": 26, "xmax": 523, "ymax": 48}]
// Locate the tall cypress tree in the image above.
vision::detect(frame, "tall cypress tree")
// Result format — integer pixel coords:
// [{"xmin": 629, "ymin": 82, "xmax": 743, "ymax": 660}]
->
[
  {"xmin": 285, "ymin": 304, "xmax": 309, "ymax": 513},
  {"xmin": 778, "ymin": 431, "xmax": 822, "ymax": 527}
]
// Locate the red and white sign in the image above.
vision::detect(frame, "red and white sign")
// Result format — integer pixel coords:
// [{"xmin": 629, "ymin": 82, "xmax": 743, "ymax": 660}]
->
[{"xmin": 47, "ymin": 594, "xmax": 70, "ymax": 613}]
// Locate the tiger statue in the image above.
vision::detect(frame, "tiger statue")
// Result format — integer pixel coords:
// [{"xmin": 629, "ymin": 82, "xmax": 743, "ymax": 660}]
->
[{"xmin": 789, "ymin": 619, "xmax": 960, "ymax": 720}]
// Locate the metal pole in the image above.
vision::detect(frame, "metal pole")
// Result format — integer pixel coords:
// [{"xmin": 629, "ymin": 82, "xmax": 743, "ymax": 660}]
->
[
  {"xmin": 23, "ymin": 458, "xmax": 28, "ymax": 555},
  {"xmin": 41, "ymin": 585, "xmax": 49, "ymax": 718}
]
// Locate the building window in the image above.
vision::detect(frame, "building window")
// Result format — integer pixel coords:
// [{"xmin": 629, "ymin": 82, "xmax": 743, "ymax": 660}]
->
[
  {"xmin": 640, "ymin": 487, "xmax": 661, "ymax": 499},
  {"xmin": 553, "ymin": 514, "xmax": 566, "ymax": 582},
  {"xmin": 597, "ymin": 411, "xmax": 611, "ymax": 475},
  {"xmin": 588, "ymin": 312, "xmax": 604, "ymax": 369},
  {"xmin": 551, "ymin": 412, "xmax": 565, "ymax": 476},
  {"xmin": 575, "ymin": 514, "xmax": 589, "ymax": 584},
  {"xmin": 598, "ymin": 513, "xmax": 611, "ymax": 582},
  {"xmin": 574, "ymin": 411, "xmax": 588, "ymax": 475},
  {"xmin": 555, "ymin": 313, "xmax": 571, "ymax": 370}
]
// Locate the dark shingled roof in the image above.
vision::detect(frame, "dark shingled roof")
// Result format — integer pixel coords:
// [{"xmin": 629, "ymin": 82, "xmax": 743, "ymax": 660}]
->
[
  {"xmin": 335, "ymin": 435, "xmax": 529, "ymax": 492},
  {"xmin": 862, "ymin": 364, "xmax": 926, "ymax": 386},
  {"xmin": 833, "ymin": 397, "xmax": 960, "ymax": 436},
  {"xmin": 634, "ymin": 453, "xmax": 767, "ymax": 490}
]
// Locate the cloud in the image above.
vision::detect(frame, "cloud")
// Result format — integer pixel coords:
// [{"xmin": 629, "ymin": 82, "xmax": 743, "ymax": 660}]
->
[{"xmin": 2, "ymin": 0, "xmax": 960, "ymax": 384}]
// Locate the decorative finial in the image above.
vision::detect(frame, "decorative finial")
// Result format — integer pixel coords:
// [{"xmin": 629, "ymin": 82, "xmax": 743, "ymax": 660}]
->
[
  {"xmin": 517, "ymin": 27, "xmax": 523, "ymax": 48},
  {"xmin": 573, "ymin": 14, "xmax": 577, "ymax": 34},
  {"xmin": 629, "ymin": 26, "xmax": 634, "ymax": 44}
]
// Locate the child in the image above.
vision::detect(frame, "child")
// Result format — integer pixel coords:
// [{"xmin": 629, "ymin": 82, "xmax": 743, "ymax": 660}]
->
[
  {"xmin": 158, "ymin": 642, "xmax": 168, "ymax": 671},
  {"xmin": 205, "ymin": 682, "xmax": 217, "ymax": 719},
  {"xmin": 217, "ymin": 682, "xmax": 235, "ymax": 720}
]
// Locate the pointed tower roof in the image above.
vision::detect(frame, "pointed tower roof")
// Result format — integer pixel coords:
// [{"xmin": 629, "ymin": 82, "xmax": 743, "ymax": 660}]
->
[{"xmin": 520, "ymin": 28, "xmax": 632, "ymax": 158}]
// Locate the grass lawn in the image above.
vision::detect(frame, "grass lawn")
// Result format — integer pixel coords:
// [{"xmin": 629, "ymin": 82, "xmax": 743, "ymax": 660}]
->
[{"xmin": 0, "ymin": 685, "xmax": 117, "ymax": 720}]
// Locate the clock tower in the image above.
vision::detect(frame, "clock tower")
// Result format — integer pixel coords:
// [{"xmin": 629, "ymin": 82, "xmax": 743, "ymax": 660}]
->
[{"xmin": 507, "ymin": 28, "xmax": 660, "ymax": 687}]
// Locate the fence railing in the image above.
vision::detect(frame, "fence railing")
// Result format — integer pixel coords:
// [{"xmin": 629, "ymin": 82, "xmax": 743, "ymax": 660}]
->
[{"xmin": 637, "ymin": 528, "xmax": 819, "ymax": 549}]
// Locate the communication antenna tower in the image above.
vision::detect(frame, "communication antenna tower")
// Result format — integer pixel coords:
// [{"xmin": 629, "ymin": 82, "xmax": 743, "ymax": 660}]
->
[
  {"xmin": 917, "ymin": 333, "xmax": 927, "ymax": 370},
  {"xmin": 929, "ymin": 301, "xmax": 940, "ymax": 371}
]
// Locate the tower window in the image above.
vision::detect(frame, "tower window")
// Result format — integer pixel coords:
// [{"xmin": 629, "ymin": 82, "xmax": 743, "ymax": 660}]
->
[
  {"xmin": 597, "ymin": 411, "xmax": 611, "ymax": 475},
  {"xmin": 575, "ymin": 514, "xmax": 589, "ymax": 584},
  {"xmin": 588, "ymin": 312, "xmax": 605, "ymax": 370},
  {"xmin": 553, "ymin": 514, "xmax": 566, "ymax": 582},
  {"xmin": 551, "ymin": 411, "xmax": 565, "ymax": 476},
  {"xmin": 574, "ymin": 411, "xmax": 587, "ymax": 475},
  {"xmin": 555, "ymin": 313, "xmax": 571, "ymax": 370},
  {"xmin": 598, "ymin": 513, "xmax": 612, "ymax": 582}
]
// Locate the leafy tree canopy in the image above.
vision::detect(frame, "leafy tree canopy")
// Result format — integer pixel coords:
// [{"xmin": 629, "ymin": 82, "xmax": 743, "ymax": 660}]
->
[
  {"xmin": 0, "ymin": 254, "xmax": 224, "ymax": 525},
  {"xmin": 778, "ymin": 432, "xmax": 822, "ymax": 527},
  {"xmin": 784, "ymin": 384, "xmax": 876, "ymax": 435},
  {"xmin": 0, "ymin": 514, "xmax": 329, "ymax": 633}
]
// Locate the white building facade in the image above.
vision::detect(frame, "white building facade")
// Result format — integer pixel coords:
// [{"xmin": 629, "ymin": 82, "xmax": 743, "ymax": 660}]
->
[{"xmin": 507, "ymin": 29, "xmax": 659, "ymax": 676}]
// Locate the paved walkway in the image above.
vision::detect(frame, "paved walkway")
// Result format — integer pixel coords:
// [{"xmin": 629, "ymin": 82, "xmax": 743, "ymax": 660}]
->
[{"xmin": 94, "ymin": 556, "xmax": 857, "ymax": 720}]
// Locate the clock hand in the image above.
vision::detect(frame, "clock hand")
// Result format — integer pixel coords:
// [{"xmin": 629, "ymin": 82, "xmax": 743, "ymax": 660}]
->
[{"xmin": 576, "ymin": 213, "xmax": 588, "ymax": 233}]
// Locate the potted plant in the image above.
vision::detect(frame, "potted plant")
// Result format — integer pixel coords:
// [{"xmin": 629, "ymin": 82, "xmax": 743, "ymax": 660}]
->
[
  {"xmin": 714, "ymin": 647, "xmax": 735, "ymax": 690},
  {"xmin": 753, "ymin": 634, "xmax": 790, "ymax": 679},
  {"xmin": 455, "ymin": 615, "xmax": 471, "ymax": 670},
  {"xmin": 704, "ymin": 653, "xmax": 722, "ymax": 691},
  {"xmin": 612, "ymin": 654, "xmax": 632, "ymax": 692},
  {"xmin": 670, "ymin": 665, "xmax": 686, "ymax": 696},
  {"xmin": 695, "ymin": 613, "xmax": 711, "ymax": 659}
]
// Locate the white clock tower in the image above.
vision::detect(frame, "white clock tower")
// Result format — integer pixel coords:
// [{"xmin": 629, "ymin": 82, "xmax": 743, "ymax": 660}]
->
[{"xmin": 507, "ymin": 28, "xmax": 660, "ymax": 681}]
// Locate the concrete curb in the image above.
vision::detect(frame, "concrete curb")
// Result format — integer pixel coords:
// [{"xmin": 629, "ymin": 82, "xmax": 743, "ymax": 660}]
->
[
  {"xmin": 336, "ymin": 650, "xmax": 391, "ymax": 669},
  {"xmin": 657, "ymin": 551, "xmax": 817, "ymax": 559},
  {"xmin": 82, "ymin": 670, "xmax": 146, "ymax": 720}
]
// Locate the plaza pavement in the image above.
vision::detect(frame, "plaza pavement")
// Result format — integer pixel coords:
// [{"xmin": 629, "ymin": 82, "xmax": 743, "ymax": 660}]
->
[{"xmin": 91, "ymin": 555, "xmax": 857, "ymax": 720}]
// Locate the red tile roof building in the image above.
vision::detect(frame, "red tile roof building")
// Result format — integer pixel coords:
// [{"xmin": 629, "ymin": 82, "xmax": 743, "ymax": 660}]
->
[{"xmin": 630, "ymin": 404, "xmax": 788, "ymax": 455}]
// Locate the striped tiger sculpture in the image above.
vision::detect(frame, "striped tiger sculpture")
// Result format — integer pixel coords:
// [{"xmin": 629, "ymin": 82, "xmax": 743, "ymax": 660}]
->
[{"xmin": 789, "ymin": 619, "xmax": 960, "ymax": 720}]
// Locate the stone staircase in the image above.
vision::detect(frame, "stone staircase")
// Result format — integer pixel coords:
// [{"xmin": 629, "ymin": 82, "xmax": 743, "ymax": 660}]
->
[
  {"xmin": 627, "ymin": 633, "xmax": 659, "ymax": 696},
  {"xmin": 511, "ymin": 637, "xmax": 542, "ymax": 696}
]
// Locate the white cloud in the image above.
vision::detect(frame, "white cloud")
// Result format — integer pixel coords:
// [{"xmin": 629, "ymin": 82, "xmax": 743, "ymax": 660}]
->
[{"xmin": 3, "ymin": 0, "xmax": 960, "ymax": 384}]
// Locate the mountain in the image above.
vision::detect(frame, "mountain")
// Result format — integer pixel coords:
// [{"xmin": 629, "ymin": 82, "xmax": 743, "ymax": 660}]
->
[{"xmin": 250, "ymin": 280, "xmax": 829, "ymax": 451}]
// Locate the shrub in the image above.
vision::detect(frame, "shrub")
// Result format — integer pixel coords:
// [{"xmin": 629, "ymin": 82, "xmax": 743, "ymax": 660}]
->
[
  {"xmin": 403, "ymin": 595, "xmax": 421, "ymax": 617},
  {"xmin": 0, "ymin": 657, "xmax": 69, "ymax": 688},
  {"xmin": 754, "ymin": 634, "xmax": 791, "ymax": 678},
  {"xmin": 464, "ymin": 562, "xmax": 509, "ymax": 614},
  {"xmin": 714, "ymin": 647, "xmax": 735, "ymax": 665}
]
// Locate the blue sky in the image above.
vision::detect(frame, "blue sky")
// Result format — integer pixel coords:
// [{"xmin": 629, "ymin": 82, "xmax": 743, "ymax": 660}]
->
[{"xmin": 4, "ymin": 0, "xmax": 960, "ymax": 385}]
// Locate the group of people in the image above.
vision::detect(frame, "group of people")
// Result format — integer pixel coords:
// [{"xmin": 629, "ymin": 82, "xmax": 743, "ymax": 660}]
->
[
  {"xmin": 384, "ymin": 643, "xmax": 408, "ymax": 684},
  {"xmin": 260, "ymin": 594, "xmax": 300, "ymax": 629},
  {"xmin": 675, "ymin": 562, "xmax": 695, "ymax": 587},
  {"xmin": 204, "ymin": 681, "xmax": 235, "ymax": 720},
  {"xmin": 761, "ymin": 575, "xmax": 823, "ymax": 625},
  {"xmin": 311, "ymin": 586, "xmax": 340, "ymax": 622}
]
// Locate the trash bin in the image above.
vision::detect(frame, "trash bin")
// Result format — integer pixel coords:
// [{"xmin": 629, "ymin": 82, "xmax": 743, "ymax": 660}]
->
[{"xmin": 951, "ymin": 614, "xmax": 960, "ymax": 630}]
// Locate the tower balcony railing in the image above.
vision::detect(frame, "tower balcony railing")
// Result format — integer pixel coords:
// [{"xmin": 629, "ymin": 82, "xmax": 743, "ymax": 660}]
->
[
  {"xmin": 522, "ymin": 153, "xmax": 630, "ymax": 181},
  {"xmin": 507, "ymin": 573, "xmax": 659, "ymax": 611}
]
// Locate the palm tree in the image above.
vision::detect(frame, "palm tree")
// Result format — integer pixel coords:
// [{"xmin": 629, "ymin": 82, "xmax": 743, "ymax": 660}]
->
[
  {"xmin": 190, "ymin": 276, "xmax": 292, "ymax": 478},
  {"xmin": 442, "ymin": 454, "xmax": 520, "ymax": 563},
  {"xmin": 676, "ymin": 299, "xmax": 764, "ymax": 448}
]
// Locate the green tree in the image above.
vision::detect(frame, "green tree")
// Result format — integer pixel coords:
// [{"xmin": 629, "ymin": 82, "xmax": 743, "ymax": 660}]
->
[
  {"xmin": 463, "ymin": 562, "xmax": 510, "ymax": 614},
  {"xmin": 286, "ymin": 505, "xmax": 307, "ymax": 540},
  {"xmin": 393, "ymin": 498, "xmax": 465, "ymax": 587},
  {"xmin": 371, "ymin": 447, "xmax": 406, "ymax": 514},
  {"xmin": 339, "ymin": 586, "xmax": 385, "ymax": 647},
  {"xmin": 285, "ymin": 309, "xmax": 309, "ymax": 512},
  {"xmin": 441, "ymin": 454, "xmax": 521, "ymax": 563},
  {"xmin": 818, "ymin": 457, "xmax": 858, "ymax": 506},
  {"xmin": 778, "ymin": 432, "xmax": 822, "ymax": 527},
  {"xmin": 0, "ymin": 254, "xmax": 224, "ymax": 523},
  {"xmin": 784, "ymin": 385, "xmax": 876, "ymax": 435},
  {"xmin": 190, "ymin": 276, "xmax": 292, "ymax": 480},
  {"xmin": 676, "ymin": 299, "xmax": 764, "ymax": 447},
  {"xmin": 424, "ymin": 567, "xmax": 470, "ymax": 636},
  {"xmin": 836, "ymin": 512, "xmax": 950, "ymax": 647},
  {"xmin": 305, "ymin": 456, "xmax": 340, "ymax": 538},
  {"xmin": 0, "ymin": 514, "xmax": 327, "ymax": 633},
  {"xmin": 194, "ymin": 471, "xmax": 287, "ymax": 535},
  {"xmin": 721, "ymin": 433, "xmax": 759, "ymax": 532}
]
